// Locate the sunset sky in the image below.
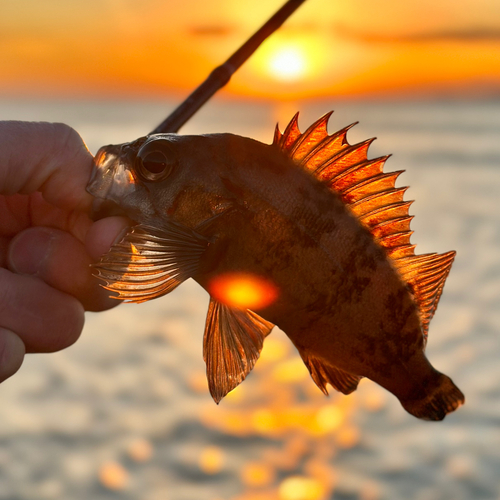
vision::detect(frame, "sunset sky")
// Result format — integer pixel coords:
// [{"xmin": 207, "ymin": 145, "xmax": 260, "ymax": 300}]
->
[{"xmin": 1, "ymin": 0, "xmax": 500, "ymax": 100}]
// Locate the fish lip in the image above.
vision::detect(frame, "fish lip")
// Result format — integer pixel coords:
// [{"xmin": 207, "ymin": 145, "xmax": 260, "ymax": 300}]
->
[
  {"xmin": 86, "ymin": 145, "xmax": 140, "ymax": 221},
  {"xmin": 86, "ymin": 145, "xmax": 138, "ymax": 213},
  {"xmin": 86, "ymin": 146, "xmax": 120, "ymax": 199},
  {"xmin": 90, "ymin": 198, "xmax": 130, "ymax": 221}
]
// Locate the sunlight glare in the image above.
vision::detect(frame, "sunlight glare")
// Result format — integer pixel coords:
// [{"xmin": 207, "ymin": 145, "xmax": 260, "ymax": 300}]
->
[
  {"xmin": 209, "ymin": 273, "xmax": 278, "ymax": 310},
  {"xmin": 249, "ymin": 33, "xmax": 325, "ymax": 88},
  {"xmin": 268, "ymin": 46, "xmax": 307, "ymax": 82}
]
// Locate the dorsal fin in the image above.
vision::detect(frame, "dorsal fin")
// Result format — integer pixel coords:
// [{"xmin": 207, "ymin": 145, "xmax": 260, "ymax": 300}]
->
[{"xmin": 273, "ymin": 112, "xmax": 456, "ymax": 340}]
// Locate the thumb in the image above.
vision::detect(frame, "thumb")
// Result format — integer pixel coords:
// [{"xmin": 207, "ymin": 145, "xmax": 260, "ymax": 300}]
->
[
  {"xmin": 0, "ymin": 121, "xmax": 94, "ymax": 212},
  {"xmin": 7, "ymin": 218, "xmax": 131, "ymax": 311}
]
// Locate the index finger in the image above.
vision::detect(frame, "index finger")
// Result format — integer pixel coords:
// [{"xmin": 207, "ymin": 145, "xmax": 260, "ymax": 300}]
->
[{"xmin": 0, "ymin": 121, "xmax": 94, "ymax": 212}]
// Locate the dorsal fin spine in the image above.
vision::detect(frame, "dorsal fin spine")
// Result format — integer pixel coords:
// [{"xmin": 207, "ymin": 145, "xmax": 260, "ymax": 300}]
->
[
  {"xmin": 371, "ymin": 216, "xmax": 413, "ymax": 239},
  {"xmin": 378, "ymin": 231, "xmax": 414, "ymax": 248},
  {"xmin": 342, "ymin": 170, "xmax": 404, "ymax": 202},
  {"xmin": 330, "ymin": 138, "xmax": 375, "ymax": 173},
  {"xmin": 273, "ymin": 124, "xmax": 282, "ymax": 144},
  {"xmin": 291, "ymin": 112, "xmax": 333, "ymax": 160},
  {"xmin": 294, "ymin": 124, "xmax": 365, "ymax": 177},
  {"xmin": 360, "ymin": 201, "xmax": 414, "ymax": 226},
  {"xmin": 350, "ymin": 187, "xmax": 409, "ymax": 218},
  {"xmin": 315, "ymin": 144, "xmax": 373, "ymax": 184},
  {"xmin": 280, "ymin": 112, "xmax": 300, "ymax": 149},
  {"xmin": 300, "ymin": 135, "xmax": 335, "ymax": 169},
  {"xmin": 327, "ymin": 156, "xmax": 389, "ymax": 192},
  {"xmin": 386, "ymin": 244, "xmax": 417, "ymax": 260}
]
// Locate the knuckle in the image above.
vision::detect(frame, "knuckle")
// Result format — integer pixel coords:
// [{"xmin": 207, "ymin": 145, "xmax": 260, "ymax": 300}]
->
[{"xmin": 50, "ymin": 122, "xmax": 82, "ymax": 156}]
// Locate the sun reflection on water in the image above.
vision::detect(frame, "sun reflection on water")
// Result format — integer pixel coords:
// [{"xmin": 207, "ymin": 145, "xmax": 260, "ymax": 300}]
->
[
  {"xmin": 194, "ymin": 330, "xmax": 387, "ymax": 499},
  {"xmin": 94, "ymin": 315, "xmax": 387, "ymax": 499}
]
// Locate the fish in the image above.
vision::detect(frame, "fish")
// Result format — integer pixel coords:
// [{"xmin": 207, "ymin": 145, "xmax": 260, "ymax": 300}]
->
[{"xmin": 86, "ymin": 112, "xmax": 465, "ymax": 421}]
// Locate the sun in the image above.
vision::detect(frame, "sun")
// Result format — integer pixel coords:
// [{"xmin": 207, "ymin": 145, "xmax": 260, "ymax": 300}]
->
[
  {"xmin": 247, "ymin": 32, "xmax": 328, "ymax": 89},
  {"xmin": 267, "ymin": 45, "xmax": 307, "ymax": 82},
  {"xmin": 248, "ymin": 33, "xmax": 324, "ymax": 86}
]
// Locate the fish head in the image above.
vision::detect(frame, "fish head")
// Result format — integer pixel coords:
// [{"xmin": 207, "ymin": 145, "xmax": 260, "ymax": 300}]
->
[{"xmin": 87, "ymin": 133, "xmax": 240, "ymax": 228}]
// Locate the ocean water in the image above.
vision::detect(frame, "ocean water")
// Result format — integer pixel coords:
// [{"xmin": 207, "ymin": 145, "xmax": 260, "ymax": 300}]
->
[{"xmin": 0, "ymin": 97, "xmax": 499, "ymax": 500}]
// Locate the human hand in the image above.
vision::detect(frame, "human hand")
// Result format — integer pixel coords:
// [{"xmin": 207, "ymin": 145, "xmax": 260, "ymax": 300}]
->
[{"xmin": 0, "ymin": 121, "xmax": 130, "ymax": 383}]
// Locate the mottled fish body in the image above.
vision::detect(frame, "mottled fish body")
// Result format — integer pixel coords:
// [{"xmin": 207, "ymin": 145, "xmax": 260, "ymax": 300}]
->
[{"xmin": 87, "ymin": 113, "xmax": 464, "ymax": 420}]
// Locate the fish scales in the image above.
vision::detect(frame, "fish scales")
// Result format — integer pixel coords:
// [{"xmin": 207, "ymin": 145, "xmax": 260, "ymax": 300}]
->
[{"xmin": 87, "ymin": 112, "xmax": 464, "ymax": 420}]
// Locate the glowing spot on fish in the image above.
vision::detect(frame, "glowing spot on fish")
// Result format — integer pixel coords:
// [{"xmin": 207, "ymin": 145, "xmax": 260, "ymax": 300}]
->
[
  {"xmin": 125, "ymin": 169, "xmax": 137, "ymax": 184},
  {"xmin": 126, "ymin": 242, "xmax": 142, "ymax": 266},
  {"xmin": 209, "ymin": 273, "xmax": 278, "ymax": 310}
]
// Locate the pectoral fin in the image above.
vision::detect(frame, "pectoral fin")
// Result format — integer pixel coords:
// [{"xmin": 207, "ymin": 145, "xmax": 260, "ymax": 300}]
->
[
  {"xmin": 93, "ymin": 222, "xmax": 209, "ymax": 303},
  {"xmin": 300, "ymin": 351, "xmax": 361, "ymax": 395},
  {"xmin": 203, "ymin": 298, "xmax": 274, "ymax": 403}
]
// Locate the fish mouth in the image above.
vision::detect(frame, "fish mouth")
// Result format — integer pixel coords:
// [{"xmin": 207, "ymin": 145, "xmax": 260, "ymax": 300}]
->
[
  {"xmin": 87, "ymin": 145, "xmax": 138, "ymax": 220},
  {"xmin": 90, "ymin": 198, "xmax": 129, "ymax": 221}
]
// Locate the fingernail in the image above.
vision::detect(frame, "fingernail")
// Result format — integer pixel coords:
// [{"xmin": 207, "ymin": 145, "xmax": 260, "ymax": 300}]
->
[
  {"xmin": 112, "ymin": 226, "xmax": 131, "ymax": 246},
  {"xmin": 8, "ymin": 228, "xmax": 55, "ymax": 275}
]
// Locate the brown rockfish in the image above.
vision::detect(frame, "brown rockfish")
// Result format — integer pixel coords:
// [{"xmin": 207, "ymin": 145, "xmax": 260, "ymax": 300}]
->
[{"xmin": 87, "ymin": 112, "xmax": 464, "ymax": 420}]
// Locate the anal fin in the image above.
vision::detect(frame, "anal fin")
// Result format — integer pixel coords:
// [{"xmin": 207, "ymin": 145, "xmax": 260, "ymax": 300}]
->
[
  {"xmin": 300, "ymin": 351, "xmax": 361, "ymax": 395},
  {"xmin": 203, "ymin": 298, "xmax": 274, "ymax": 403}
]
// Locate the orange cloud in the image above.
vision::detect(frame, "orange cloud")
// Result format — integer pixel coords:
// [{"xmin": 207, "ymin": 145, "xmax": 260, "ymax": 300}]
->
[{"xmin": 1, "ymin": 0, "xmax": 499, "ymax": 99}]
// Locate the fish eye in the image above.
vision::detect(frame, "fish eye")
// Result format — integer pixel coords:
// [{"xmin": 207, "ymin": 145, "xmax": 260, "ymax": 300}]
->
[
  {"xmin": 141, "ymin": 150, "xmax": 169, "ymax": 174},
  {"xmin": 136, "ymin": 140, "xmax": 176, "ymax": 181}
]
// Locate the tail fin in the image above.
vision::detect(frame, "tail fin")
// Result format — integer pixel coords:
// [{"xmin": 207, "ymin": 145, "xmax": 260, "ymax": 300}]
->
[{"xmin": 401, "ymin": 373, "xmax": 465, "ymax": 421}]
